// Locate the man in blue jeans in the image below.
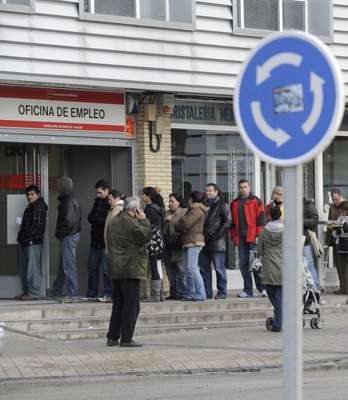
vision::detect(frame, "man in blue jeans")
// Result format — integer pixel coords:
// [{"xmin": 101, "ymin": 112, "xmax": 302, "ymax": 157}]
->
[
  {"xmin": 52, "ymin": 177, "xmax": 82, "ymax": 302},
  {"xmin": 85, "ymin": 179, "xmax": 112, "ymax": 302},
  {"xmin": 200, "ymin": 183, "xmax": 232, "ymax": 299}
]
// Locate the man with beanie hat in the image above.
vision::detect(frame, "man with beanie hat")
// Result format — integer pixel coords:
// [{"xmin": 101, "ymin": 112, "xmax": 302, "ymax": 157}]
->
[{"xmin": 52, "ymin": 176, "xmax": 82, "ymax": 302}]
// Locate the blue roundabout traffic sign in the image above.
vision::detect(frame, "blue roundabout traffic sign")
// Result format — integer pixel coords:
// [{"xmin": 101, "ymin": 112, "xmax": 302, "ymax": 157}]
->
[{"xmin": 234, "ymin": 31, "xmax": 345, "ymax": 166}]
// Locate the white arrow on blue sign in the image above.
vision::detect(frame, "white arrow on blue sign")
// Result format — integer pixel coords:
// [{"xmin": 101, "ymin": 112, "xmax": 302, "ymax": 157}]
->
[{"xmin": 234, "ymin": 31, "xmax": 345, "ymax": 166}]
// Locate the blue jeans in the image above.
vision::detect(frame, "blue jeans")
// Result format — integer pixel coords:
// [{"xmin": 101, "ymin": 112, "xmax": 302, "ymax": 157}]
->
[
  {"xmin": 86, "ymin": 247, "xmax": 112, "ymax": 298},
  {"xmin": 183, "ymin": 247, "xmax": 206, "ymax": 300},
  {"xmin": 266, "ymin": 285, "xmax": 282, "ymax": 331},
  {"xmin": 53, "ymin": 233, "xmax": 80, "ymax": 297},
  {"xmin": 199, "ymin": 249, "xmax": 227, "ymax": 299},
  {"xmin": 20, "ymin": 245, "xmax": 42, "ymax": 297},
  {"xmin": 238, "ymin": 237, "xmax": 264, "ymax": 296},
  {"xmin": 303, "ymin": 245, "xmax": 319, "ymax": 289},
  {"xmin": 165, "ymin": 260, "xmax": 186, "ymax": 298}
]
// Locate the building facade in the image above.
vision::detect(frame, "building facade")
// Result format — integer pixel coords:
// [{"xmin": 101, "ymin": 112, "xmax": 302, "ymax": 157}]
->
[{"xmin": 0, "ymin": 0, "xmax": 347, "ymax": 297}]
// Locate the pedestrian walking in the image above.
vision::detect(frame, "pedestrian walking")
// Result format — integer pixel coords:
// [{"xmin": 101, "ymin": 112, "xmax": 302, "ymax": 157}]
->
[
  {"xmin": 257, "ymin": 206, "xmax": 283, "ymax": 332},
  {"xmin": 199, "ymin": 183, "xmax": 232, "ymax": 299},
  {"xmin": 230, "ymin": 179, "xmax": 266, "ymax": 298},
  {"xmin": 265, "ymin": 186, "xmax": 285, "ymax": 222},
  {"xmin": 106, "ymin": 197, "xmax": 152, "ymax": 347},
  {"xmin": 142, "ymin": 186, "xmax": 165, "ymax": 302},
  {"xmin": 175, "ymin": 191, "xmax": 207, "ymax": 301},
  {"xmin": 164, "ymin": 193, "xmax": 187, "ymax": 300},
  {"xmin": 16, "ymin": 185, "xmax": 48, "ymax": 300},
  {"xmin": 85, "ymin": 180, "xmax": 112, "ymax": 302},
  {"xmin": 52, "ymin": 177, "xmax": 81, "ymax": 301},
  {"xmin": 327, "ymin": 188, "xmax": 348, "ymax": 295}
]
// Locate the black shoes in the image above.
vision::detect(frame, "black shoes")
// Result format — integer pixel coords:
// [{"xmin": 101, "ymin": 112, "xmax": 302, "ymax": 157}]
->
[
  {"xmin": 106, "ymin": 339, "xmax": 119, "ymax": 347},
  {"xmin": 215, "ymin": 294, "xmax": 227, "ymax": 300},
  {"xmin": 120, "ymin": 340, "xmax": 142, "ymax": 348}
]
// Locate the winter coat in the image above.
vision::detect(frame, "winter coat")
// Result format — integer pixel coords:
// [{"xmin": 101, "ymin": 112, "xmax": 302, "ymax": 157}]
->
[
  {"xmin": 303, "ymin": 198, "xmax": 319, "ymax": 246},
  {"xmin": 107, "ymin": 211, "xmax": 152, "ymax": 280},
  {"xmin": 265, "ymin": 201, "xmax": 285, "ymax": 222},
  {"xmin": 257, "ymin": 220, "xmax": 283, "ymax": 286},
  {"xmin": 164, "ymin": 207, "xmax": 187, "ymax": 262},
  {"xmin": 104, "ymin": 200, "xmax": 124, "ymax": 253},
  {"xmin": 204, "ymin": 197, "xmax": 232, "ymax": 252},
  {"xmin": 88, "ymin": 197, "xmax": 110, "ymax": 248},
  {"xmin": 55, "ymin": 194, "xmax": 82, "ymax": 239},
  {"xmin": 327, "ymin": 200, "xmax": 348, "ymax": 246},
  {"xmin": 175, "ymin": 202, "xmax": 208, "ymax": 248},
  {"xmin": 17, "ymin": 197, "xmax": 48, "ymax": 247},
  {"xmin": 230, "ymin": 194, "xmax": 266, "ymax": 246},
  {"xmin": 144, "ymin": 203, "xmax": 165, "ymax": 234}
]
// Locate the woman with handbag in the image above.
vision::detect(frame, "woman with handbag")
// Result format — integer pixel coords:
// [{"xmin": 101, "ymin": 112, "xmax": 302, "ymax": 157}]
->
[
  {"xmin": 175, "ymin": 191, "xmax": 207, "ymax": 301},
  {"xmin": 143, "ymin": 186, "xmax": 166, "ymax": 302}
]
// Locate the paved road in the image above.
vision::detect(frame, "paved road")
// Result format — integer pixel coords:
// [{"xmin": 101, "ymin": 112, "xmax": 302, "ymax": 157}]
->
[{"xmin": 1, "ymin": 369, "xmax": 348, "ymax": 400}]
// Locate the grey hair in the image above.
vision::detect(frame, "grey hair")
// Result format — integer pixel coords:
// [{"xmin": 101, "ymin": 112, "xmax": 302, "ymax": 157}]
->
[{"xmin": 124, "ymin": 196, "xmax": 140, "ymax": 211}]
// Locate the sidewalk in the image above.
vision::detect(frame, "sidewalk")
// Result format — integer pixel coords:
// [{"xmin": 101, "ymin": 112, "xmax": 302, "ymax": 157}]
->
[{"xmin": 0, "ymin": 306, "xmax": 348, "ymax": 380}]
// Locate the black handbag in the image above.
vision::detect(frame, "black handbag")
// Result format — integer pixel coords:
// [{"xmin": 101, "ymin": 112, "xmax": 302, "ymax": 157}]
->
[
  {"xmin": 337, "ymin": 236, "xmax": 348, "ymax": 254},
  {"xmin": 147, "ymin": 226, "xmax": 164, "ymax": 256}
]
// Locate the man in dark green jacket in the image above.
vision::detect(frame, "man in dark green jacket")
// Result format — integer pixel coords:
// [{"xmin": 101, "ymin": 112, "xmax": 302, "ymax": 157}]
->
[{"xmin": 106, "ymin": 197, "xmax": 152, "ymax": 348}]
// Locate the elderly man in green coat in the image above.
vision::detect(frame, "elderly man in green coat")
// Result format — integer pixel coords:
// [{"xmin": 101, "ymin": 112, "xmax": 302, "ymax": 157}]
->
[{"xmin": 106, "ymin": 196, "xmax": 152, "ymax": 348}]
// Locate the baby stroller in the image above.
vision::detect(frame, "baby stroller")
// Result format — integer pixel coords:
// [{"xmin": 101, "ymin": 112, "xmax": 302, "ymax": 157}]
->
[{"xmin": 302, "ymin": 257, "xmax": 323, "ymax": 329}]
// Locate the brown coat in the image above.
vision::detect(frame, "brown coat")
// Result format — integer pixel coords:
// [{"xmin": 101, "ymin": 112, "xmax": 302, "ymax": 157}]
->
[
  {"xmin": 175, "ymin": 202, "xmax": 207, "ymax": 248},
  {"xmin": 104, "ymin": 200, "xmax": 124, "ymax": 253}
]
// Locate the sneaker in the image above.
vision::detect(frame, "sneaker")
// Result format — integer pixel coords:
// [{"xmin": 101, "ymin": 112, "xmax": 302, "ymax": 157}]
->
[
  {"xmin": 237, "ymin": 292, "xmax": 253, "ymax": 298},
  {"xmin": 261, "ymin": 290, "xmax": 268, "ymax": 298},
  {"xmin": 81, "ymin": 296, "xmax": 98, "ymax": 301},
  {"xmin": 120, "ymin": 340, "xmax": 142, "ymax": 348},
  {"xmin": 319, "ymin": 298, "xmax": 327, "ymax": 305},
  {"xmin": 215, "ymin": 294, "xmax": 227, "ymax": 300},
  {"xmin": 98, "ymin": 296, "xmax": 112, "ymax": 303},
  {"xmin": 106, "ymin": 339, "xmax": 119, "ymax": 347}
]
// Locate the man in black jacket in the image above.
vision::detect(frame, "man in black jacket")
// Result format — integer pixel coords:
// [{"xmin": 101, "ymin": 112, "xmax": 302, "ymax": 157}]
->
[
  {"xmin": 199, "ymin": 183, "xmax": 232, "ymax": 299},
  {"xmin": 52, "ymin": 177, "xmax": 81, "ymax": 301},
  {"xmin": 85, "ymin": 179, "xmax": 111, "ymax": 301},
  {"xmin": 16, "ymin": 185, "xmax": 48, "ymax": 300}
]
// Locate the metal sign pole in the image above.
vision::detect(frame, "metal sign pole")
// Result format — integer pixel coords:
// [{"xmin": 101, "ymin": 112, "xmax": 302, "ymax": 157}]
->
[{"xmin": 283, "ymin": 165, "xmax": 304, "ymax": 400}]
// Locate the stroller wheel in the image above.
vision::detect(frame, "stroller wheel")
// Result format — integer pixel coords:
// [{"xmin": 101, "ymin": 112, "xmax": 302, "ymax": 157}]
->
[
  {"xmin": 266, "ymin": 317, "xmax": 274, "ymax": 331},
  {"xmin": 310, "ymin": 318, "xmax": 324, "ymax": 330}
]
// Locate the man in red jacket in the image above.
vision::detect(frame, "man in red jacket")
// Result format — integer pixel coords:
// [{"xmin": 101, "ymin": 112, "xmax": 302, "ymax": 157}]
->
[{"xmin": 230, "ymin": 179, "xmax": 267, "ymax": 298}]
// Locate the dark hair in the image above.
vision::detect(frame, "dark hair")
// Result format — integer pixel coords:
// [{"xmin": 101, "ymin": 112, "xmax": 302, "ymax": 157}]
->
[
  {"xmin": 331, "ymin": 188, "xmax": 343, "ymax": 197},
  {"xmin": 95, "ymin": 179, "xmax": 110, "ymax": 190},
  {"xmin": 109, "ymin": 189, "xmax": 124, "ymax": 200},
  {"xmin": 143, "ymin": 186, "xmax": 165, "ymax": 209},
  {"xmin": 25, "ymin": 185, "xmax": 40, "ymax": 195},
  {"xmin": 169, "ymin": 193, "xmax": 187, "ymax": 208},
  {"xmin": 206, "ymin": 183, "xmax": 220, "ymax": 193},
  {"xmin": 238, "ymin": 179, "xmax": 250, "ymax": 186},
  {"xmin": 189, "ymin": 190, "xmax": 203, "ymax": 204},
  {"xmin": 269, "ymin": 205, "xmax": 282, "ymax": 221}
]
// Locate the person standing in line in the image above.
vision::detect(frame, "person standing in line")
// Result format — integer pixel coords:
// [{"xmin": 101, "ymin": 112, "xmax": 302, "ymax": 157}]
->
[
  {"xmin": 16, "ymin": 185, "xmax": 48, "ymax": 300},
  {"xmin": 303, "ymin": 197, "xmax": 320, "ymax": 290},
  {"xmin": 142, "ymin": 186, "xmax": 165, "ymax": 302},
  {"xmin": 175, "ymin": 191, "xmax": 207, "ymax": 301},
  {"xmin": 327, "ymin": 188, "xmax": 348, "ymax": 295},
  {"xmin": 85, "ymin": 180, "xmax": 112, "ymax": 302},
  {"xmin": 164, "ymin": 193, "xmax": 187, "ymax": 300},
  {"xmin": 52, "ymin": 177, "xmax": 81, "ymax": 302},
  {"xmin": 106, "ymin": 197, "xmax": 152, "ymax": 348},
  {"xmin": 230, "ymin": 179, "xmax": 267, "ymax": 298},
  {"xmin": 257, "ymin": 206, "xmax": 283, "ymax": 332},
  {"xmin": 265, "ymin": 186, "xmax": 285, "ymax": 222},
  {"xmin": 199, "ymin": 183, "xmax": 232, "ymax": 299},
  {"xmin": 104, "ymin": 189, "xmax": 124, "ymax": 254}
]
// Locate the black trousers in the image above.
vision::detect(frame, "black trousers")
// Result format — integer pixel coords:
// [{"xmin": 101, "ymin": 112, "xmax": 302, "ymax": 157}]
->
[{"xmin": 107, "ymin": 279, "xmax": 140, "ymax": 343}]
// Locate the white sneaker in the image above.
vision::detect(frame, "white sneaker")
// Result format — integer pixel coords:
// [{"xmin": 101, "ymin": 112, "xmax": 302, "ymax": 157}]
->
[
  {"xmin": 237, "ymin": 292, "xmax": 253, "ymax": 298},
  {"xmin": 261, "ymin": 290, "xmax": 268, "ymax": 298},
  {"xmin": 319, "ymin": 298, "xmax": 327, "ymax": 305},
  {"xmin": 98, "ymin": 296, "xmax": 112, "ymax": 303}
]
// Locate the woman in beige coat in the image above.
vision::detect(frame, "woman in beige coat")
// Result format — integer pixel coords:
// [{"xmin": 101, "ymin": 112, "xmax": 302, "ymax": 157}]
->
[{"xmin": 104, "ymin": 190, "xmax": 124, "ymax": 255}]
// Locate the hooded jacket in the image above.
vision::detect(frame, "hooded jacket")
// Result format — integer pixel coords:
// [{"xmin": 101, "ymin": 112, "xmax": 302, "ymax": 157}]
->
[
  {"xmin": 175, "ymin": 202, "xmax": 208, "ymax": 248},
  {"xmin": 17, "ymin": 197, "xmax": 48, "ymax": 247},
  {"xmin": 104, "ymin": 199, "xmax": 124, "ymax": 253},
  {"xmin": 257, "ymin": 220, "xmax": 283, "ymax": 286},
  {"xmin": 55, "ymin": 177, "xmax": 81, "ymax": 239}
]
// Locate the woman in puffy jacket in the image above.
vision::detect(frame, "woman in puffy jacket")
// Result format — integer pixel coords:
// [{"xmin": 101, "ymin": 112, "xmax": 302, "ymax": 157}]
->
[{"xmin": 175, "ymin": 191, "xmax": 207, "ymax": 301}]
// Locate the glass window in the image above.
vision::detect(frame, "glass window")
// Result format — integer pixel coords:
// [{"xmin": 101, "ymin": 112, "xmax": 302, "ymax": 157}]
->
[
  {"xmin": 93, "ymin": 0, "xmax": 135, "ymax": 17},
  {"xmin": 308, "ymin": 0, "xmax": 331, "ymax": 38},
  {"xmin": 172, "ymin": 129, "xmax": 254, "ymax": 204},
  {"xmin": 244, "ymin": 0, "xmax": 279, "ymax": 31},
  {"xmin": 169, "ymin": 0, "xmax": 192, "ymax": 23},
  {"xmin": 1, "ymin": 0, "xmax": 31, "ymax": 4},
  {"xmin": 283, "ymin": 0, "xmax": 305, "ymax": 31},
  {"xmin": 141, "ymin": 0, "xmax": 166, "ymax": 21}
]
